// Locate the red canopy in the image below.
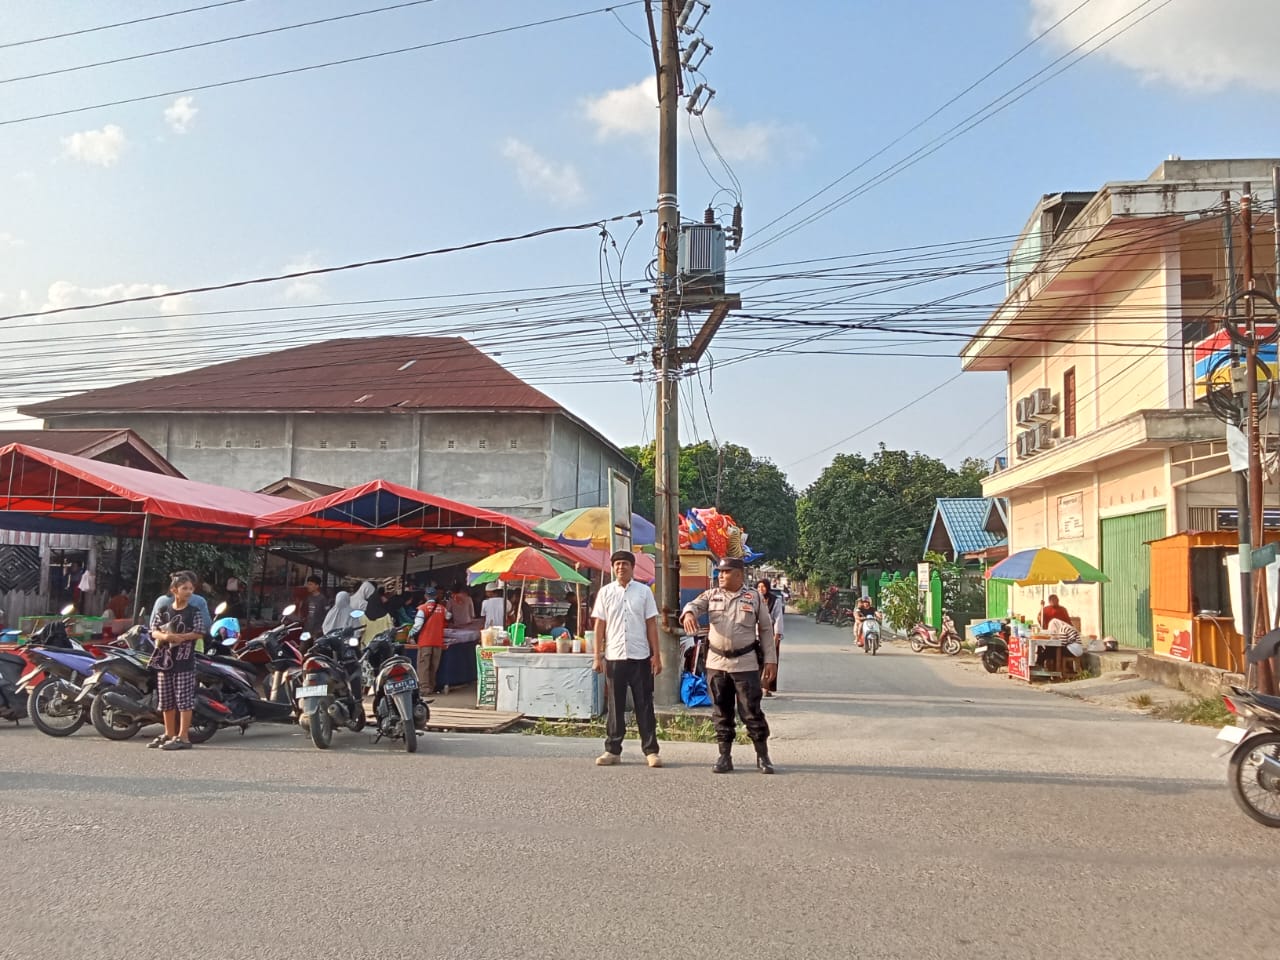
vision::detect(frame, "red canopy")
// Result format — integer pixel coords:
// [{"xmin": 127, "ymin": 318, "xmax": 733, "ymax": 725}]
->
[{"xmin": 0, "ymin": 443, "xmax": 295, "ymax": 539}]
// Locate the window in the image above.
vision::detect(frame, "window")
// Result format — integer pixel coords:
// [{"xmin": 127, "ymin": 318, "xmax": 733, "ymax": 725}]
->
[
  {"xmin": 478, "ymin": 439, "xmax": 488, "ymax": 450},
  {"xmin": 1063, "ymin": 367, "xmax": 1076, "ymax": 439},
  {"xmin": 509, "ymin": 439, "xmax": 519, "ymax": 449},
  {"xmin": 319, "ymin": 440, "xmax": 329, "ymax": 450},
  {"xmin": 379, "ymin": 439, "xmax": 388, "ymax": 451},
  {"xmin": 224, "ymin": 439, "xmax": 232, "ymax": 448},
  {"xmin": 253, "ymin": 439, "xmax": 262, "ymax": 449},
  {"xmin": 447, "ymin": 439, "xmax": 456, "ymax": 450},
  {"xmin": 193, "ymin": 439, "xmax": 202, "ymax": 449},
  {"xmin": 348, "ymin": 440, "xmax": 358, "ymax": 450}
]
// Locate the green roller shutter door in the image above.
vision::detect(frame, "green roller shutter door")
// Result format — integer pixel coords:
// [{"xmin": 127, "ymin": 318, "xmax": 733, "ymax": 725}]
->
[
  {"xmin": 1100, "ymin": 509, "xmax": 1165, "ymax": 648},
  {"xmin": 986, "ymin": 578, "xmax": 1011, "ymax": 619}
]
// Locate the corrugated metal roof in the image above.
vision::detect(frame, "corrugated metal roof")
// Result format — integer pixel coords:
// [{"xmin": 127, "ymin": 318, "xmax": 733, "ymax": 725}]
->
[
  {"xmin": 20, "ymin": 336, "xmax": 562, "ymax": 416},
  {"xmin": 926, "ymin": 498, "xmax": 1008, "ymax": 557}
]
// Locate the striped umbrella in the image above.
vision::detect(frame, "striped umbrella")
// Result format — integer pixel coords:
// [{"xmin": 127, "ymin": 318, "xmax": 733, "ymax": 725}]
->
[
  {"xmin": 984, "ymin": 548, "xmax": 1109, "ymax": 587},
  {"xmin": 532, "ymin": 507, "xmax": 656, "ymax": 549},
  {"xmin": 466, "ymin": 546, "xmax": 590, "ymax": 586}
]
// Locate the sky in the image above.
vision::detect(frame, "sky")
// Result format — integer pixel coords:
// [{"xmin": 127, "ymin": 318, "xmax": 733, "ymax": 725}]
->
[{"xmin": 2, "ymin": 0, "xmax": 1278, "ymax": 492}]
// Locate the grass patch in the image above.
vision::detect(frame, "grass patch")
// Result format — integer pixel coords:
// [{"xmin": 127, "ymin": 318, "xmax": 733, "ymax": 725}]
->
[
  {"xmin": 522, "ymin": 710, "xmax": 748, "ymax": 744},
  {"xmin": 1149, "ymin": 695, "xmax": 1233, "ymax": 727},
  {"xmin": 791, "ymin": 598, "xmax": 817, "ymax": 615},
  {"xmin": 1129, "ymin": 692, "xmax": 1154, "ymax": 708}
]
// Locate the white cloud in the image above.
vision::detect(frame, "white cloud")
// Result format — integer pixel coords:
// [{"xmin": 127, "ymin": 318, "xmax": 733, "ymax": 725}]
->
[
  {"xmin": 281, "ymin": 255, "xmax": 326, "ymax": 303},
  {"xmin": 1031, "ymin": 0, "xmax": 1280, "ymax": 92},
  {"xmin": 500, "ymin": 138, "xmax": 585, "ymax": 206},
  {"xmin": 164, "ymin": 96, "xmax": 198, "ymax": 133},
  {"xmin": 581, "ymin": 78, "xmax": 797, "ymax": 163},
  {"xmin": 60, "ymin": 124, "xmax": 127, "ymax": 167},
  {"xmin": 41, "ymin": 280, "xmax": 186, "ymax": 315}
]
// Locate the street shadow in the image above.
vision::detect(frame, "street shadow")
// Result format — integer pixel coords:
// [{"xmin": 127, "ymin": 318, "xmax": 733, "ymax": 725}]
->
[
  {"xmin": 0, "ymin": 769, "xmax": 369, "ymax": 799},
  {"xmin": 770, "ymin": 761, "xmax": 1218, "ymax": 796}
]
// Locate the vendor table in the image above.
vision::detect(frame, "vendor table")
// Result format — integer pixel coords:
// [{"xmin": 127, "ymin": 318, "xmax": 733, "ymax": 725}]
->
[
  {"xmin": 492, "ymin": 652, "xmax": 602, "ymax": 719},
  {"xmin": 1008, "ymin": 633, "xmax": 1080, "ymax": 682}
]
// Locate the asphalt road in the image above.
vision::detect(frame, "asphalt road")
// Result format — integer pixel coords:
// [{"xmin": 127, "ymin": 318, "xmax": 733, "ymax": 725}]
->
[{"xmin": 2, "ymin": 615, "xmax": 1275, "ymax": 960}]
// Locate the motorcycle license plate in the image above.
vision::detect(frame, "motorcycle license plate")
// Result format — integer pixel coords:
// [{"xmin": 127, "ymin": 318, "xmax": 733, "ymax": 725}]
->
[
  {"xmin": 1217, "ymin": 725, "xmax": 1247, "ymax": 745},
  {"xmin": 296, "ymin": 684, "xmax": 328, "ymax": 698},
  {"xmin": 385, "ymin": 679, "xmax": 417, "ymax": 695},
  {"xmin": 974, "ymin": 646, "xmax": 988, "ymax": 655}
]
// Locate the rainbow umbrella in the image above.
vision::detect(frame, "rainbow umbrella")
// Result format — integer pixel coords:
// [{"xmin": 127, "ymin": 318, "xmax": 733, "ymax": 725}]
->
[
  {"xmin": 466, "ymin": 546, "xmax": 590, "ymax": 586},
  {"xmin": 532, "ymin": 507, "xmax": 656, "ymax": 549},
  {"xmin": 985, "ymin": 548, "xmax": 1109, "ymax": 586}
]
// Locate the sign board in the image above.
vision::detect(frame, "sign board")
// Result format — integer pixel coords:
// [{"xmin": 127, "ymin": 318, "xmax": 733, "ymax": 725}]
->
[
  {"xmin": 1008, "ymin": 634, "xmax": 1030, "ymax": 680},
  {"xmin": 1153, "ymin": 614, "xmax": 1193, "ymax": 662},
  {"xmin": 1056, "ymin": 492, "xmax": 1085, "ymax": 540},
  {"xmin": 607, "ymin": 468, "xmax": 633, "ymax": 563}
]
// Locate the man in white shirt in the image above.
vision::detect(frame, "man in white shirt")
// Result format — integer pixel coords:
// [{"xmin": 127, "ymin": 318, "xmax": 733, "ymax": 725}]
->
[
  {"xmin": 591, "ymin": 550, "xmax": 662, "ymax": 768},
  {"xmin": 480, "ymin": 584, "xmax": 509, "ymax": 630}
]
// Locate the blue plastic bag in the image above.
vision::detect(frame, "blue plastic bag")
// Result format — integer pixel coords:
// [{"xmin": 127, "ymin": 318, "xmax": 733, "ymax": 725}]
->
[{"xmin": 681, "ymin": 671, "xmax": 711, "ymax": 708}]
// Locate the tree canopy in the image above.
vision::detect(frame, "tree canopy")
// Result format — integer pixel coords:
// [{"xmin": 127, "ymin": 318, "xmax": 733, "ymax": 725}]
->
[
  {"xmin": 621, "ymin": 441, "xmax": 798, "ymax": 562},
  {"xmin": 795, "ymin": 445, "xmax": 987, "ymax": 585}
]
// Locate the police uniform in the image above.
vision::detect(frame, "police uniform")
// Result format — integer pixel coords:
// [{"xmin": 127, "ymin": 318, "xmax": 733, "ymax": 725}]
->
[{"xmin": 682, "ymin": 558, "xmax": 776, "ymax": 774}]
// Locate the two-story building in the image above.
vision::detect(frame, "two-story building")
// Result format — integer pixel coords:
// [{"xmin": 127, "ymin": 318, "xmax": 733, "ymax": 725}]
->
[
  {"xmin": 962, "ymin": 158, "xmax": 1279, "ymax": 646},
  {"xmin": 20, "ymin": 336, "xmax": 635, "ymax": 520}
]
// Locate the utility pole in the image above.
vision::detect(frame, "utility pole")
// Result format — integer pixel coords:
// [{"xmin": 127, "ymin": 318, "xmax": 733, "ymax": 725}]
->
[
  {"xmin": 1224, "ymin": 191, "xmax": 1253, "ymax": 660},
  {"xmin": 652, "ymin": 0, "xmax": 683, "ymax": 705}
]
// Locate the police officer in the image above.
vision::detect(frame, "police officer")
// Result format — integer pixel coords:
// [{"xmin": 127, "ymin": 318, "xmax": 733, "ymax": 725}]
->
[{"xmin": 680, "ymin": 557, "xmax": 777, "ymax": 774}]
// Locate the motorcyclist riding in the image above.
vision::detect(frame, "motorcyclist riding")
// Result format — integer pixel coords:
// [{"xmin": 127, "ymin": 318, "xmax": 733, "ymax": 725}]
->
[{"xmin": 853, "ymin": 596, "xmax": 879, "ymax": 648}]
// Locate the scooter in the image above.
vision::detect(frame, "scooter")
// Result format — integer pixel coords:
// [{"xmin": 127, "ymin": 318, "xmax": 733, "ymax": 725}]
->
[
  {"xmin": 1218, "ymin": 685, "xmax": 1280, "ymax": 828},
  {"xmin": 80, "ymin": 644, "xmax": 221, "ymax": 744},
  {"xmin": 909, "ymin": 613, "xmax": 962, "ymax": 656},
  {"xmin": 974, "ymin": 627, "xmax": 1010, "ymax": 673},
  {"xmin": 364, "ymin": 630, "xmax": 428, "ymax": 753},
  {"xmin": 859, "ymin": 614, "xmax": 883, "ymax": 655},
  {"xmin": 0, "ymin": 648, "xmax": 29, "ymax": 724},
  {"xmin": 295, "ymin": 614, "xmax": 367, "ymax": 750}
]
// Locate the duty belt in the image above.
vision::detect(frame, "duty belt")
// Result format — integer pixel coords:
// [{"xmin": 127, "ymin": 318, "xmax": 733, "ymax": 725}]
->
[{"xmin": 708, "ymin": 640, "xmax": 759, "ymax": 659}]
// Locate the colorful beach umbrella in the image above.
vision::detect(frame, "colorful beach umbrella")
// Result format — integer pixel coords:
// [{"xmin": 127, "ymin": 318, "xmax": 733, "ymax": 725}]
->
[
  {"xmin": 532, "ymin": 507, "xmax": 656, "ymax": 550},
  {"xmin": 466, "ymin": 546, "xmax": 590, "ymax": 586},
  {"xmin": 985, "ymin": 548, "xmax": 1109, "ymax": 586}
]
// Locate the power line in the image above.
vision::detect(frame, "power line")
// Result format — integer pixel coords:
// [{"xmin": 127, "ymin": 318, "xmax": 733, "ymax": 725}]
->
[
  {"xmin": 0, "ymin": 0, "xmax": 443, "ymax": 88},
  {"xmin": 0, "ymin": 2, "xmax": 645, "ymax": 127},
  {"xmin": 0, "ymin": 210, "xmax": 649, "ymax": 323},
  {"xmin": 0, "ymin": 0, "xmax": 248, "ymax": 51}
]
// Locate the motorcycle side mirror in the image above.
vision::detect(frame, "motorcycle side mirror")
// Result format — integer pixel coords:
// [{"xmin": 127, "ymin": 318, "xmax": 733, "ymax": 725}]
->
[
  {"xmin": 60, "ymin": 603, "xmax": 76, "ymax": 616},
  {"xmin": 214, "ymin": 601, "xmax": 228, "ymax": 616},
  {"xmin": 300, "ymin": 632, "xmax": 312, "ymax": 642},
  {"xmin": 350, "ymin": 610, "xmax": 366, "ymax": 621},
  {"xmin": 281, "ymin": 604, "xmax": 297, "ymax": 617}
]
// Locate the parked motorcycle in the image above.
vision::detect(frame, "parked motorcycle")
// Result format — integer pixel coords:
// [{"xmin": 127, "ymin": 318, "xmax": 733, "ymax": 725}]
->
[
  {"xmin": 18, "ymin": 608, "xmax": 102, "ymax": 736},
  {"xmin": 364, "ymin": 632, "xmax": 428, "ymax": 753},
  {"xmin": 909, "ymin": 613, "xmax": 962, "ymax": 656},
  {"xmin": 81, "ymin": 644, "xmax": 220, "ymax": 744},
  {"xmin": 296, "ymin": 615, "xmax": 367, "ymax": 750},
  {"xmin": 0, "ymin": 647, "xmax": 29, "ymax": 724},
  {"xmin": 974, "ymin": 624, "xmax": 1010, "ymax": 673},
  {"xmin": 1218, "ymin": 685, "xmax": 1280, "ymax": 827}
]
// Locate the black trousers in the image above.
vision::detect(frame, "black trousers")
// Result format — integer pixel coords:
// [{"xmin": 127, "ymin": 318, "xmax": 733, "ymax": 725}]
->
[
  {"xmin": 604, "ymin": 658, "xmax": 659, "ymax": 756},
  {"xmin": 707, "ymin": 668, "xmax": 770, "ymax": 748}
]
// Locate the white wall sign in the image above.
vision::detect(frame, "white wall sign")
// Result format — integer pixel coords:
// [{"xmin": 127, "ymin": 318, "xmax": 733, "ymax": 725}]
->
[{"xmin": 1057, "ymin": 492, "xmax": 1085, "ymax": 540}]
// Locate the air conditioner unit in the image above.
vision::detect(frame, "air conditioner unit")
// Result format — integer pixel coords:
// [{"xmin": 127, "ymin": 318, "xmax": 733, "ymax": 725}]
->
[
  {"xmin": 1016, "ymin": 431, "xmax": 1036, "ymax": 458},
  {"xmin": 1015, "ymin": 397, "xmax": 1033, "ymax": 426},
  {"xmin": 678, "ymin": 223, "xmax": 726, "ymax": 297},
  {"xmin": 1032, "ymin": 422, "xmax": 1054, "ymax": 451},
  {"xmin": 1031, "ymin": 387, "xmax": 1058, "ymax": 421}
]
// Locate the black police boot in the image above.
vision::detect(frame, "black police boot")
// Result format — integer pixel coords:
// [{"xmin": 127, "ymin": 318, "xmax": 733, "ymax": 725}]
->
[
  {"xmin": 712, "ymin": 745, "xmax": 733, "ymax": 774},
  {"xmin": 755, "ymin": 746, "xmax": 775, "ymax": 775}
]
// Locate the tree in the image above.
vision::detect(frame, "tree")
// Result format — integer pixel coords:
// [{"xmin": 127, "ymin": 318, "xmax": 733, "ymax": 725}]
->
[
  {"xmin": 795, "ymin": 445, "xmax": 986, "ymax": 586},
  {"xmin": 620, "ymin": 441, "xmax": 799, "ymax": 561}
]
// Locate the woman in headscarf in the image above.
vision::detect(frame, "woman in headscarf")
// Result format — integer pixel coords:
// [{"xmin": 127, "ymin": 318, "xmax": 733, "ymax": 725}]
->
[
  {"xmin": 321, "ymin": 590, "xmax": 353, "ymax": 634},
  {"xmin": 757, "ymin": 579, "xmax": 785, "ymax": 697},
  {"xmin": 353, "ymin": 580, "xmax": 393, "ymax": 644}
]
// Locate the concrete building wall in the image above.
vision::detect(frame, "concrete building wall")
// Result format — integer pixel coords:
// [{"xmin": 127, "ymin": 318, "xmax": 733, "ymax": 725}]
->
[{"xmin": 44, "ymin": 410, "xmax": 632, "ymax": 520}]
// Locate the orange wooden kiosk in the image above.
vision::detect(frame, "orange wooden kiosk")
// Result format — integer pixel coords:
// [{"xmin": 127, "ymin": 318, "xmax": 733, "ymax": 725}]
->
[{"xmin": 1148, "ymin": 530, "xmax": 1280, "ymax": 673}]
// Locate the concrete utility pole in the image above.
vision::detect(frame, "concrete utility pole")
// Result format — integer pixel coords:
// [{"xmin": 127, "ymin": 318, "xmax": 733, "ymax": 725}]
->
[
  {"xmin": 1223, "ymin": 191, "xmax": 1253, "ymax": 657},
  {"xmin": 652, "ymin": 0, "xmax": 683, "ymax": 705}
]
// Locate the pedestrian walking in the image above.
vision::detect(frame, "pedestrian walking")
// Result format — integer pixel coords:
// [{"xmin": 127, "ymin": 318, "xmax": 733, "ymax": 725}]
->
[
  {"xmin": 410, "ymin": 588, "xmax": 450, "ymax": 694},
  {"xmin": 681, "ymin": 558, "xmax": 777, "ymax": 774},
  {"xmin": 148, "ymin": 572, "xmax": 208, "ymax": 750},
  {"xmin": 591, "ymin": 550, "xmax": 662, "ymax": 768},
  {"xmin": 756, "ymin": 579, "xmax": 785, "ymax": 696}
]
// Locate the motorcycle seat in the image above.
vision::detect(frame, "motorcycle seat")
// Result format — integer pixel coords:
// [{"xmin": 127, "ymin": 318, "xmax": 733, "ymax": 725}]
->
[{"xmin": 1247, "ymin": 691, "xmax": 1280, "ymax": 715}]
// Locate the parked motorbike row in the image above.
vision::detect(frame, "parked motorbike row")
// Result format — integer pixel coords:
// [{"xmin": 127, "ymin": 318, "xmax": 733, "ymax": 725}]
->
[{"xmin": 0, "ymin": 604, "xmax": 428, "ymax": 753}]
